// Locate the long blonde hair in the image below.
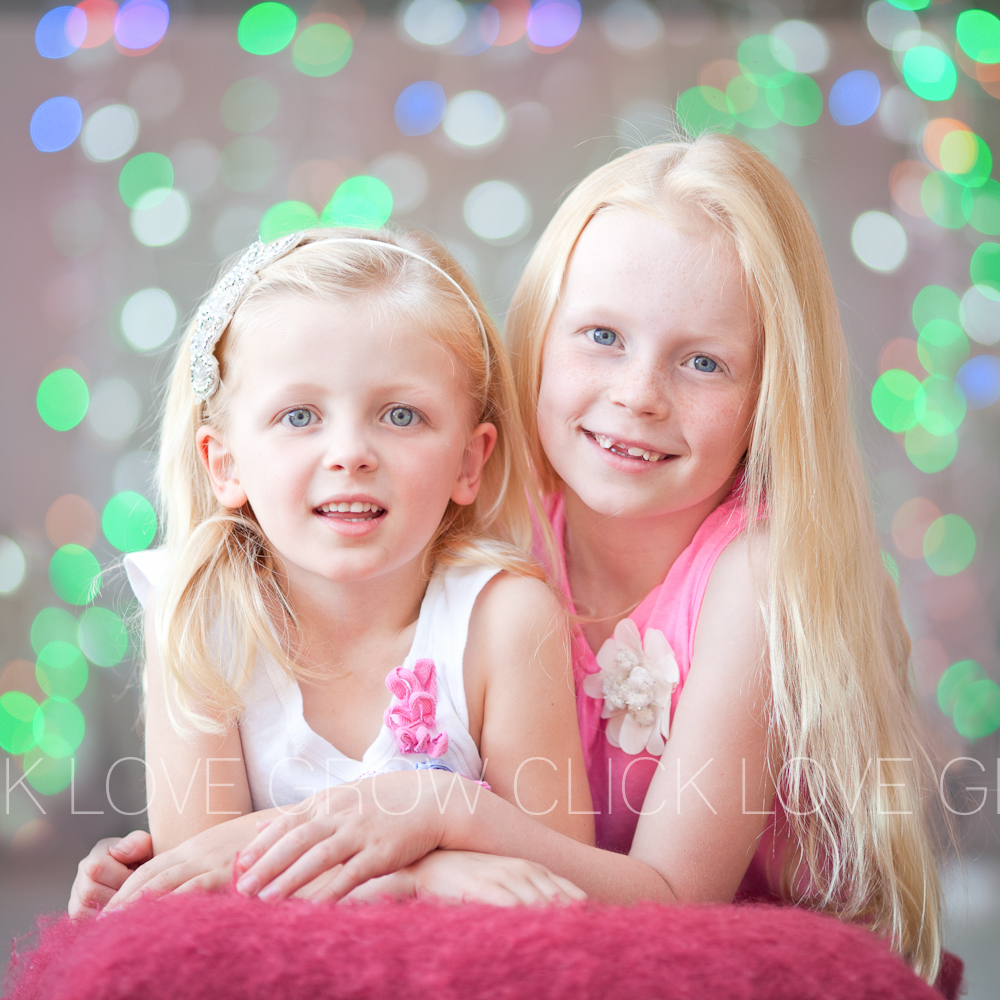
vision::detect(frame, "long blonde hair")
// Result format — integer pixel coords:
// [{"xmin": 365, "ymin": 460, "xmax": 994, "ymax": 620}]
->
[
  {"xmin": 506, "ymin": 134, "xmax": 942, "ymax": 981},
  {"xmin": 154, "ymin": 228, "xmax": 545, "ymax": 735}
]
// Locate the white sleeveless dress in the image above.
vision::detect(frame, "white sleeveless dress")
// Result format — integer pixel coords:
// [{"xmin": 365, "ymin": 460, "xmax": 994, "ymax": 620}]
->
[{"xmin": 124, "ymin": 549, "xmax": 498, "ymax": 810}]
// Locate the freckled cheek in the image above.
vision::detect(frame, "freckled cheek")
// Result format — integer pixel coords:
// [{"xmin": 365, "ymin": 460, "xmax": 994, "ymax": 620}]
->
[
  {"xmin": 537, "ymin": 355, "xmax": 604, "ymax": 433},
  {"xmin": 674, "ymin": 391, "xmax": 755, "ymax": 456}
]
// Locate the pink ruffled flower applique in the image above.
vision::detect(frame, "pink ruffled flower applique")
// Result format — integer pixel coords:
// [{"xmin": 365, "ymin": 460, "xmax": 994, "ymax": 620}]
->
[
  {"xmin": 583, "ymin": 618, "xmax": 679, "ymax": 756},
  {"xmin": 384, "ymin": 658, "xmax": 449, "ymax": 758}
]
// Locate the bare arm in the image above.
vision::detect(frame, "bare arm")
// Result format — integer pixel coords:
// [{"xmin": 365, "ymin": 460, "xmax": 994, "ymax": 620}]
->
[{"xmin": 442, "ymin": 534, "xmax": 774, "ymax": 902}]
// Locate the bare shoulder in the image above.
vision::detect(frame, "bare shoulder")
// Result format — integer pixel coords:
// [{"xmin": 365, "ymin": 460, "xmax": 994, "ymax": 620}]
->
[
  {"xmin": 693, "ymin": 525, "xmax": 770, "ymax": 684},
  {"xmin": 472, "ymin": 570, "xmax": 566, "ymax": 640}
]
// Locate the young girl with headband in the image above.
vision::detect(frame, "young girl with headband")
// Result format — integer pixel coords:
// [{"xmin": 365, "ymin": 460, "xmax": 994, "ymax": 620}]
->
[
  {"xmin": 72, "ymin": 134, "xmax": 944, "ymax": 984},
  {"xmin": 70, "ymin": 228, "xmax": 593, "ymax": 910},
  {"xmin": 224, "ymin": 134, "xmax": 945, "ymax": 983}
]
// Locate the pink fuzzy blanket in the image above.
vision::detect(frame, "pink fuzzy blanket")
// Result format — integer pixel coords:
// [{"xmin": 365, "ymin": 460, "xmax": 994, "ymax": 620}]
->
[{"xmin": 5, "ymin": 894, "xmax": 960, "ymax": 1000}]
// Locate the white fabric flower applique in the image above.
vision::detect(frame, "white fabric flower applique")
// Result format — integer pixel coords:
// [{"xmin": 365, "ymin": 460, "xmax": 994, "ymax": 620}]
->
[{"xmin": 583, "ymin": 618, "xmax": 680, "ymax": 756}]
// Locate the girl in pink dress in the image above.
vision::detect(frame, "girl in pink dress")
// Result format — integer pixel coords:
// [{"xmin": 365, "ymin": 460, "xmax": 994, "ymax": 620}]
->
[{"xmin": 75, "ymin": 134, "xmax": 943, "ymax": 984}]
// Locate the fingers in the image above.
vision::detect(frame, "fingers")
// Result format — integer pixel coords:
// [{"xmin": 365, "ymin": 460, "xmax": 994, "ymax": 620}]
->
[
  {"xmin": 236, "ymin": 821, "xmax": 350, "ymax": 897},
  {"xmin": 108, "ymin": 830, "xmax": 153, "ymax": 866},
  {"xmin": 549, "ymin": 872, "xmax": 588, "ymax": 902},
  {"xmin": 104, "ymin": 858, "xmax": 195, "ymax": 911},
  {"xmin": 235, "ymin": 810, "xmax": 306, "ymax": 875},
  {"xmin": 253, "ymin": 837, "xmax": 358, "ymax": 901}
]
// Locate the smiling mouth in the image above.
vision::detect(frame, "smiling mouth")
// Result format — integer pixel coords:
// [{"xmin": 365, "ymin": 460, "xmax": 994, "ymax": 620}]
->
[
  {"xmin": 585, "ymin": 431, "xmax": 671, "ymax": 463},
  {"xmin": 315, "ymin": 501, "xmax": 386, "ymax": 522}
]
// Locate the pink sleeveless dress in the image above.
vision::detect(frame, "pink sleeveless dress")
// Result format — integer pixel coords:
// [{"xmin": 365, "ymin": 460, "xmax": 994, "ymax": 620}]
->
[{"xmin": 540, "ymin": 486, "xmax": 784, "ymax": 900}]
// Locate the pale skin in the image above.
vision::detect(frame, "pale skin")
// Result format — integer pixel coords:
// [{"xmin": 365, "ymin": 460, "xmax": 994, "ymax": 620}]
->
[
  {"xmin": 72, "ymin": 208, "xmax": 775, "ymax": 912},
  {"xmin": 69, "ymin": 290, "xmax": 592, "ymax": 916}
]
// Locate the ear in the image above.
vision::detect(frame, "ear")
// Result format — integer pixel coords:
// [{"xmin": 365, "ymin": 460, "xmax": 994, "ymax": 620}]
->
[
  {"xmin": 196, "ymin": 425, "xmax": 248, "ymax": 509},
  {"xmin": 451, "ymin": 422, "xmax": 498, "ymax": 506}
]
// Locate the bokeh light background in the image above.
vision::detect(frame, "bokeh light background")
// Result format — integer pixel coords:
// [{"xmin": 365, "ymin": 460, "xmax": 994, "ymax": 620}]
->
[{"xmin": 2, "ymin": 0, "xmax": 1000, "ymax": 988}]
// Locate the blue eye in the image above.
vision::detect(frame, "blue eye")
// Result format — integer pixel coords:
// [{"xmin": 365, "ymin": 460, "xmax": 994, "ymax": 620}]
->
[
  {"xmin": 388, "ymin": 406, "xmax": 415, "ymax": 427},
  {"xmin": 284, "ymin": 408, "xmax": 314, "ymax": 427},
  {"xmin": 588, "ymin": 328, "xmax": 618, "ymax": 347},
  {"xmin": 691, "ymin": 356, "xmax": 718, "ymax": 373}
]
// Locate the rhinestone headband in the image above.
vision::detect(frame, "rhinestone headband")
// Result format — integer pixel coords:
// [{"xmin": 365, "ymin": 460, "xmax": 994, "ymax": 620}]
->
[{"xmin": 189, "ymin": 233, "xmax": 489, "ymax": 401}]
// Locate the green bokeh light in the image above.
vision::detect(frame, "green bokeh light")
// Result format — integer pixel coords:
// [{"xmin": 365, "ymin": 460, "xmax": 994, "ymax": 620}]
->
[
  {"xmin": 321, "ymin": 176, "xmax": 393, "ymax": 228},
  {"xmin": 32, "ymin": 698, "xmax": 85, "ymax": 759},
  {"xmin": 904, "ymin": 425, "xmax": 957, "ymax": 473},
  {"xmin": 942, "ymin": 134, "xmax": 992, "ymax": 189},
  {"xmin": 956, "ymin": 9, "xmax": 1000, "ymax": 64},
  {"xmin": 914, "ymin": 376, "xmax": 966, "ymax": 435},
  {"xmin": 676, "ymin": 87, "xmax": 735, "ymax": 134},
  {"xmin": 766, "ymin": 73, "xmax": 822, "ymax": 126},
  {"xmin": 953, "ymin": 678, "xmax": 1000, "ymax": 740},
  {"xmin": 292, "ymin": 23, "xmax": 352, "ymax": 77},
  {"xmin": 102, "ymin": 492, "xmax": 157, "ymax": 553},
  {"xmin": 728, "ymin": 76, "xmax": 778, "ymax": 129},
  {"xmin": 220, "ymin": 77, "xmax": 280, "ymax": 134},
  {"xmin": 22, "ymin": 746, "xmax": 73, "ymax": 795},
  {"xmin": 37, "ymin": 369, "xmax": 89, "ymax": 431},
  {"xmin": 36, "ymin": 641, "xmax": 88, "ymax": 701},
  {"xmin": 921, "ymin": 172, "xmax": 966, "ymax": 229},
  {"xmin": 912, "ymin": 285, "xmax": 960, "ymax": 333},
  {"xmin": 31, "ymin": 607, "xmax": 78, "ymax": 655},
  {"xmin": 0, "ymin": 691, "xmax": 39, "ymax": 754},
  {"xmin": 970, "ymin": 242, "xmax": 1000, "ymax": 297},
  {"xmin": 924, "ymin": 514, "xmax": 976, "ymax": 576},
  {"xmin": 220, "ymin": 136, "xmax": 276, "ymax": 193},
  {"xmin": 871, "ymin": 369, "xmax": 921, "ymax": 432},
  {"xmin": 49, "ymin": 545, "xmax": 101, "ymax": 605},
  {"xmin": 119, "ymin": 152, "xmax": 174, "ymax": 209},
  {"xmin": 902, "ymin": 47, "xmax": 957, "ymax": 101},
  {"xmin": 78, "ymin": 607, "xmax": 129, "ymax": 667},
  {"xmin": 937, "ymin": 659, "xmax": 985, "ymax": 715},
  {"xmin": 260, "ymin": 201, "xmax": 320, "ymax": 241},
  {"xmin": 963, "ymin": 181, "xmax": 1000, "ymax": 236},
  {"xmin": 917, "ymin": 319, "xmax": 969, "ymax": 377},
  {"xmin": 886, "ymin": 0, "xmax": 929, "ymax": 10},
  {"xmin": 881, "ymin": 550, "xmax": 900, "ymax": 583},
  {"xmin": 736, "ymin": 34, "xmax": 793, "ymax": 86},
  {"xmin": 238, "ymin": 2, "xmax": 297, "ymax": 55}
]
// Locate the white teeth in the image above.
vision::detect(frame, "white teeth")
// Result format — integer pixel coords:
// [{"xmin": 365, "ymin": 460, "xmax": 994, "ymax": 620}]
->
[
  {"xmin": 350, "ymin": 502, "xmax": 364, "ymax": 513},
  {"xmin": 592, "ymin": 433, "xmax": 666, "ymax": 462},
  {"xmin": 318, "ymin": 501, "xmax": 383, "ymax": 514}
]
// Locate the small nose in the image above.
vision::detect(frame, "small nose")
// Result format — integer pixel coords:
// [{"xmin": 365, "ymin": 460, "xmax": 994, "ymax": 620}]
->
[
  {"xmin": 322, "ymin": 419, "xmax": 378, "ymax": 475},
  {"xmin": 607, "ymin": 355, "xmax": 670, "ymax": 418}
]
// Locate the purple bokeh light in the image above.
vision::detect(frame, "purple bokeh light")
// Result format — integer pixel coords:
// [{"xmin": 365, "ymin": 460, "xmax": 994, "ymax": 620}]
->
[
  {"xmin": 526, "ymin": 0, "xmax": 581, "ymax": 48},
  {"xmin": 115, "ymin": 0, "xmax": 170, "ymax": 50}
]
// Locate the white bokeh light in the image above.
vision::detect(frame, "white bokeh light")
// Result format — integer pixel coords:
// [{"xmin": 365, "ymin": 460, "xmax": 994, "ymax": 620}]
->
[
  {"xmin": 369, "ymin": 152, "xmax": 428, "ymax": 215},
  {"xmin": 770, "ymin": 20, "xmax": 829, "ymax": 73},
  {"xmin": 121, "ymin": 288, "xmax": 177, "ymax": 351},
  {"xmin": 131, "ymin": 189, "xmax": 190, "ymax": 247},
  {"xmin": 464, "ymin": 180, "xmax": 531, "ymax": 244},
  {"xmin": 443, "ymin": 91, "xmax": 505, "ymax": 148},
  {"xmin": 81, "ymin": 104, "xmax": 139, "ymax": 163},
  {"xmin": 866, "ymin": 0, "xmax": 918, "ymax": 49},
  {"xmin": 961, "ymin": 286, "xmax": 1000, "ymax": 345},
  {"xmin": 171, "ymin": 139, "xmax": 220, "ymax": 195},
  {"xmin": 0, "ymin": 536, "xmax": 26, "ymax": 596},
  {"xmin": 402, "ymin": 0, "xmax": 465, "ymax": 45},
  {"xmin": 851, "ymin": 212, "xmax": 907, "ymax": 273},
  {"xmin": 87, "ymin": 379, "xmax": 142, "ymax": 443},
  {"xmin": 878, "ymin": 85, "xmax": 927, "ymax": 144},
  {"xmin": 599, "ymin": 0, "xmax": 663, "ymax": 53}
]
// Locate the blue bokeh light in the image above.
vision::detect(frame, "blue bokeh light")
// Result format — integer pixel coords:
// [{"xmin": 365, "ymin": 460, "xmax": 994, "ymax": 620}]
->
[
  {"xmin": 394, "ymin": 81, "xmax": 447, "ymax": 136},
  {"xmin": 957, "ymin": 355, "xmax": 1000, "ymax": 409},
  {"xmin": 30, "ymin": 97, "xmax": 83, "ymax": 153},
  {"xmin": 828, "ymin": 70, "xmax": 881, "ymax": 126},
  {"xmin": 35, "ymin": 6, "xmax": 87, "ymax": 59}
]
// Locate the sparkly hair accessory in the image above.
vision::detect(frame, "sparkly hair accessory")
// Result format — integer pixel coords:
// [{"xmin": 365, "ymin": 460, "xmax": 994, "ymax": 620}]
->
[
  {"xmin": 189, "ymin": 232, "xmax": 488, "ymax": 401},
  {"xmin": 189, "ymin": 233, "xmax": 301, "ymax": 400}
]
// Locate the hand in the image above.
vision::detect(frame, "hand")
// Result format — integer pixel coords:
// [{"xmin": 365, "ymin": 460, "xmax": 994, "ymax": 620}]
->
[
  {"xmin": 235, "ymin": 769, "xmax": 451, "ymax": 903},
  {"xmin": 104, "ymin": 818, "xmax": 259, "ymax": 912},
  {"xmin": 407, "ymin": 850, "xmax": 587, "ymax": 906},
  {"xmin": 68, "ymin": 831, "xmax": 154, "ymax": 917}
]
